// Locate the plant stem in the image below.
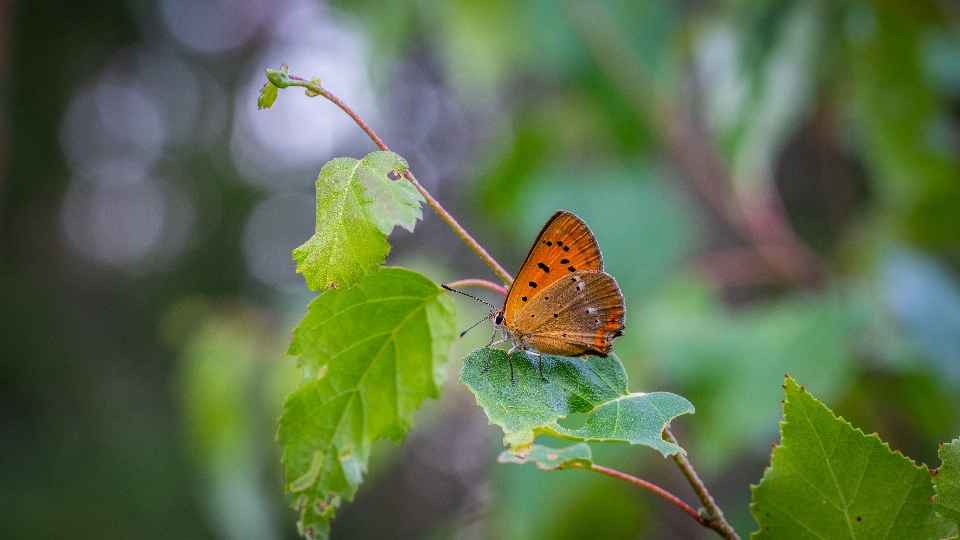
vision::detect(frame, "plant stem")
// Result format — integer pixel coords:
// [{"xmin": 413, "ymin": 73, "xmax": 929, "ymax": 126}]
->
[
  {"xmin": 664, "ymin": 428, "xmax": 742, "ymax": 540},
  {"xmin": 444, "ymin": 279, "xmax": 508, "ymax": 297},
  {"xmin": 570, "ymin": 461, "xmax": 708, "ymax": 527},
  {"xmin": 287, "ymin": 75, "xmax": 514, "ymax": 286}
]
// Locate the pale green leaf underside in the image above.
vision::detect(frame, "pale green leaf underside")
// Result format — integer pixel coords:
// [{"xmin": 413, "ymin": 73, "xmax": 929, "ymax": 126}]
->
[
  {"xmin": 498, "ymin": 442, "xmax": 593, "ymax": 471},
  {"xmin": 750, "ymin": 377, "xmax": 953, "ymax": 540},
  {"xmin": 292, "ymin": 151, "xmax": 421, "ymax": 291},
  {"xmin": 279, "ymin": 268, "xmax": 456, "ymax": 540},
  {"xmin": 934, "ymin": 439, "xmax": 960, "ymax": 538},
  {"xmin": 459, "ymin": 348, "xmax": 693, "ymax": 456}
]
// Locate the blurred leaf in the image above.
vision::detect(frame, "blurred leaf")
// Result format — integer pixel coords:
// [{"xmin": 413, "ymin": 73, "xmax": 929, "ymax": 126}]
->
[
  {"xmin": 498, "ymin": 442, "xmax": 592, "ymax": 471},
  {"xmin": 177, "ymin": 303, "xmax": 293, "ymax": 540},
  {"xmin": 641, "ymin": 283, "xmax": 871, "ymax": 470},
  {"xmin": 883, "ymin": 250, "xmax": 960, "ymax": 381},
  {"xmin": 934, "ymin": 439, "xmax": 960, "ymax": 536},
  {"xmin": 459, "ymin": 348, "xmax": 693, "ymax": 456},
  {"xmin": 292, "ymin": 151, "xmax": 419, "ymax": 291},
  {"xmin": 850, "ymin": 2, "xmax": 960, "ymax": 248},
  {"xmin": 701, "ymin": 2, "xmax": 825, "ymax": 192},
  {"xmin": 278, "ymin": 268, "xmax": 456, "ymax": 540},
  {"xmin": 751, "ymin": 377, "xmax": 952, "ymax": 539}
]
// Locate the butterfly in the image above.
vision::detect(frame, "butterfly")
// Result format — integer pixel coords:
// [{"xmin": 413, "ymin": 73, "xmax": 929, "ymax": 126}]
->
[{"xmin": 445, "ymin": 210, "xmax": 625, "ymax": 384}]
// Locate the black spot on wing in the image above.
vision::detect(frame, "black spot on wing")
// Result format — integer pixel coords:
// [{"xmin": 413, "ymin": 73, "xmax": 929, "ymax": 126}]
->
[
  {"xmin": 537, "ymin": 262, "xmax": 550, "ymax": 273},
  {"xmin": 528, "ymin": 281, "xmax": 537, "ymax": 288}
]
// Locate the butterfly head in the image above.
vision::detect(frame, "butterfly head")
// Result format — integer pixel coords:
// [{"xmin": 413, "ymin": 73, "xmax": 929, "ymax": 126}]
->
[{"xmin": 490, "ymin": 309, "xmax": 505, "ymax": 328}]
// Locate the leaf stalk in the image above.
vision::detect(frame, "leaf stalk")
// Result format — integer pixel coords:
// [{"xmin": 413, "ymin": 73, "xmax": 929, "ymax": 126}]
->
[{"xmin": 285, "ymin": 75, "xmax": 515, "ymax": 286}]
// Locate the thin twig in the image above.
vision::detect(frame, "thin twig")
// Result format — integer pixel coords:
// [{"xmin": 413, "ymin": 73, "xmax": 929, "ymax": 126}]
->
[
  {"xmin": 444, "ymin": 278, "xmax": 508, "ymax": 296},
  {"xmin": 568, "ymin": 461, "xmax": 709, "ymax": 527},
  {"xmin": 287, "ymin": 75, "xmax": 514, "ymax": 286},
  {"xmin": 664, "ymin": 428, "xmax": 741, "ymax": 540}
]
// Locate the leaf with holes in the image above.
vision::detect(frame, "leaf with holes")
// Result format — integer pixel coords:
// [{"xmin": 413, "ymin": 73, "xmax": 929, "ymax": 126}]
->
[
  {"xmin": 934, "ymin": 439, "xmax": 960, "ymax": 538},
  {"xmin": 750, "ymin": 376, "xmax": 954, "ymax": 539},
  {"xmin": 292, "ymin": 151, "xmax": 422, "ymax": 291},
  {"xmin": 459, "ymin": 348, "xmax": 693, "ymax": 456},
  {"xmin": 498, "ymin": 443, "xmax": 593, "ymax": 471},
  {"xmin": 278, "ymin": 268, "xmax": 456, "ymax": 540}
]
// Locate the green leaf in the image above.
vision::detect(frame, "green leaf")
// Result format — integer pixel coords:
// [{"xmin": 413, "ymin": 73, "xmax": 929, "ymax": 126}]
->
[
  {"xmin": 459, "ymin": 348, "xmax": 693, "ymax": 456},
  {"xmin": 750, "ymin": 377, "xmax": 953, "ymax": 539},
  {"xmin": 278, "ymin": 268, "xmax": 457, "ymax": 540},
  {"xmin": 934, "ymin": 439, "xmax": 960, "ymax": 538},
  {"xmin": 498, "ymin": 442, "xmax": 592, "ymax": 471},
  {"xmin": 258, "ymin": 81, "xmax": 278, "ymax": 110},
  {"xmin": 292, "ymin": 151, "xmax": 421, "ymax": 291}
]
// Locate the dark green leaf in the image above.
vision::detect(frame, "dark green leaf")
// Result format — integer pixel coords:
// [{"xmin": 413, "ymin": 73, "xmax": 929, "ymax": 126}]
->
[
  {"xmin": 498, "ymin": 442, "xmax": 592, "ymax": 471},
  {"xmin": 751, "ymin": 377, "xmax": 953, "ymax": 539},
  {"xmin": 292, "ymin": 151, "xmax": 421, "ymax": 291},
  {"xmin": 278, "ymin": 268, "xmax": 457, "ymax": 540},
  {"xmin": 934, "ymin": 439, "xmax": 960, "ymax": 538},
  {"xmin": 459, "ymin": 348, "xmax": 693, "ymax": 456}
]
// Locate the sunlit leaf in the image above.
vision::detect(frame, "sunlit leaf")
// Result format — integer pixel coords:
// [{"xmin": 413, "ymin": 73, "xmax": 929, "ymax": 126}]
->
[
  {"xmin": 934, "ymin": 439, "xmax": 960, "ymax": 538},
  {"xmin": 292, "ymin": 151, "xmax": 421, "ymax": 291},
  {"xmin": 751, "ymin": 377, "xmax": 953, "ymax": 539},
  {"xmin": 459, "ymin": 348, "xmax": 693, "ymax": 456},
  {"xmin": 278, "ymin": 268, "xmax": 457, "ymax": 540}
]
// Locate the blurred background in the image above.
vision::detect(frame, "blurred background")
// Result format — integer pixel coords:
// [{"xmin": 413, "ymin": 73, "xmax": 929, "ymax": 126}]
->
[{"xmin": 2, "ymin": 0, "xmax": 959, "ymax": 538}]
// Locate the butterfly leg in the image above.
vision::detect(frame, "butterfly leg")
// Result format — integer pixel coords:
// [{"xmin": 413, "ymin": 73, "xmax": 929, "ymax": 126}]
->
[
  {"xmin": 524, "ymin": 349, "xmax": 549, "ymax": 382},
  {"xmin": 505, "ymin": 344, "xmax": 519, "ymax": 385},
  {"xmin": 484, "ymin": 329, "xmax": 508, "ymax": 374}
]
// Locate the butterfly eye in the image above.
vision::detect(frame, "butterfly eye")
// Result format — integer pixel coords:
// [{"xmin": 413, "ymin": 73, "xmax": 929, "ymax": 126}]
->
[{"xmin": 494, "ymin": 312, "xmax": 505, "ymax": 325}]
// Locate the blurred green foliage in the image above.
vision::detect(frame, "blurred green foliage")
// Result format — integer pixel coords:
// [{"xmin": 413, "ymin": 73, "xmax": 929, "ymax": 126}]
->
[{"xmin": 3, "ymin": 0, "xmax": 960, "ymax": 538}]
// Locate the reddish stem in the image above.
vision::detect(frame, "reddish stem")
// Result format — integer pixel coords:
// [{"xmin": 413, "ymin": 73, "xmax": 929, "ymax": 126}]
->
[
  {"xmin": 444, "ymin": 279, "xmax": 507, "ymax": 296},
  {"xmin": 569, "ymin": 462, "xmax": 708, "ymax": 526},
  {"xmin": 288, "ymin": 75, "xmax": 514, "ymax": 286}
]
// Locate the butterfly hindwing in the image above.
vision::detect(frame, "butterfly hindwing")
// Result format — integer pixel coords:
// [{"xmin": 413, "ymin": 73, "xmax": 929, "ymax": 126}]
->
[
  {"xmin": 503, "ymin": 210, "xmax": 603, "ymax": 322},
  {"xmin": 512, "ymin": 271, "xmax": 625, "ymax": 357}
]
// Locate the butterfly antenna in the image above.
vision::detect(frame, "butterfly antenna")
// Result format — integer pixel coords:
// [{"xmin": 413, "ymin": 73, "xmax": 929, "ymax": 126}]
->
[
  {"xmin": 458, "ymin": 316, "xmax": 489, "ymax": 338},
  {"xmin": 440, "ymin": 284, "xmax": 499, "ymax": 310}
]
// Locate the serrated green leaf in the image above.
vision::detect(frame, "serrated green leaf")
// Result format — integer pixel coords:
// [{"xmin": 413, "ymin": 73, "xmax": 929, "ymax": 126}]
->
[
  {"xmin": 498, "ymin": 443, "xmax": 593, "ymax": 471},
  {"xmin": 258, "ymin": 81, "xmax": 278, "ymax": 110},
  {"xmin": 292, "ymin": 151, "xmax": 421, "ymax": 291},
  {"xmin": 934, "ymin": 439, "xmax": 960, "ymax": 538},
  {"xmin": 459, "ymin": 348, "xmax": 693, "ymax": 456},
  {"xmin": 750, "ymin": 377, "xmax": 953, "ymax": 539},
  {"xmin": 278, "ymin": 268, "xmax": 457, "ymax": 540}
]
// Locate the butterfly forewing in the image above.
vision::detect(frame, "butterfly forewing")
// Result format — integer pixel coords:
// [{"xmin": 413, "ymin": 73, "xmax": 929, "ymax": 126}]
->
[
  {"xmin": 503, "ymin": 211, "xmax": 603, "ymax": 321},
  {"xmin": 513, "ymin": 271, "xmax": 625, "ymax": 357}
]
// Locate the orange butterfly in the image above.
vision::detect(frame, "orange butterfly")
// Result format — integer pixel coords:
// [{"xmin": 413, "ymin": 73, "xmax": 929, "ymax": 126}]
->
[{"xmin": 445, "ymin": 210, "xmax": 625, "ymax": 383}]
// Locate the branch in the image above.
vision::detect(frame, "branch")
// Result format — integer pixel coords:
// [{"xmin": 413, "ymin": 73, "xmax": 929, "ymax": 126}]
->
[
  {"xmin": 273, "ymin": 71, "xmax": 515, "ymax": 286},
  {"xmin": 568, "ymin": 461, "xmax": 709, "ymax": 527},
  {"xmin": 664, "ymin": 428, "xmax": 742, "ymax": 540}
]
